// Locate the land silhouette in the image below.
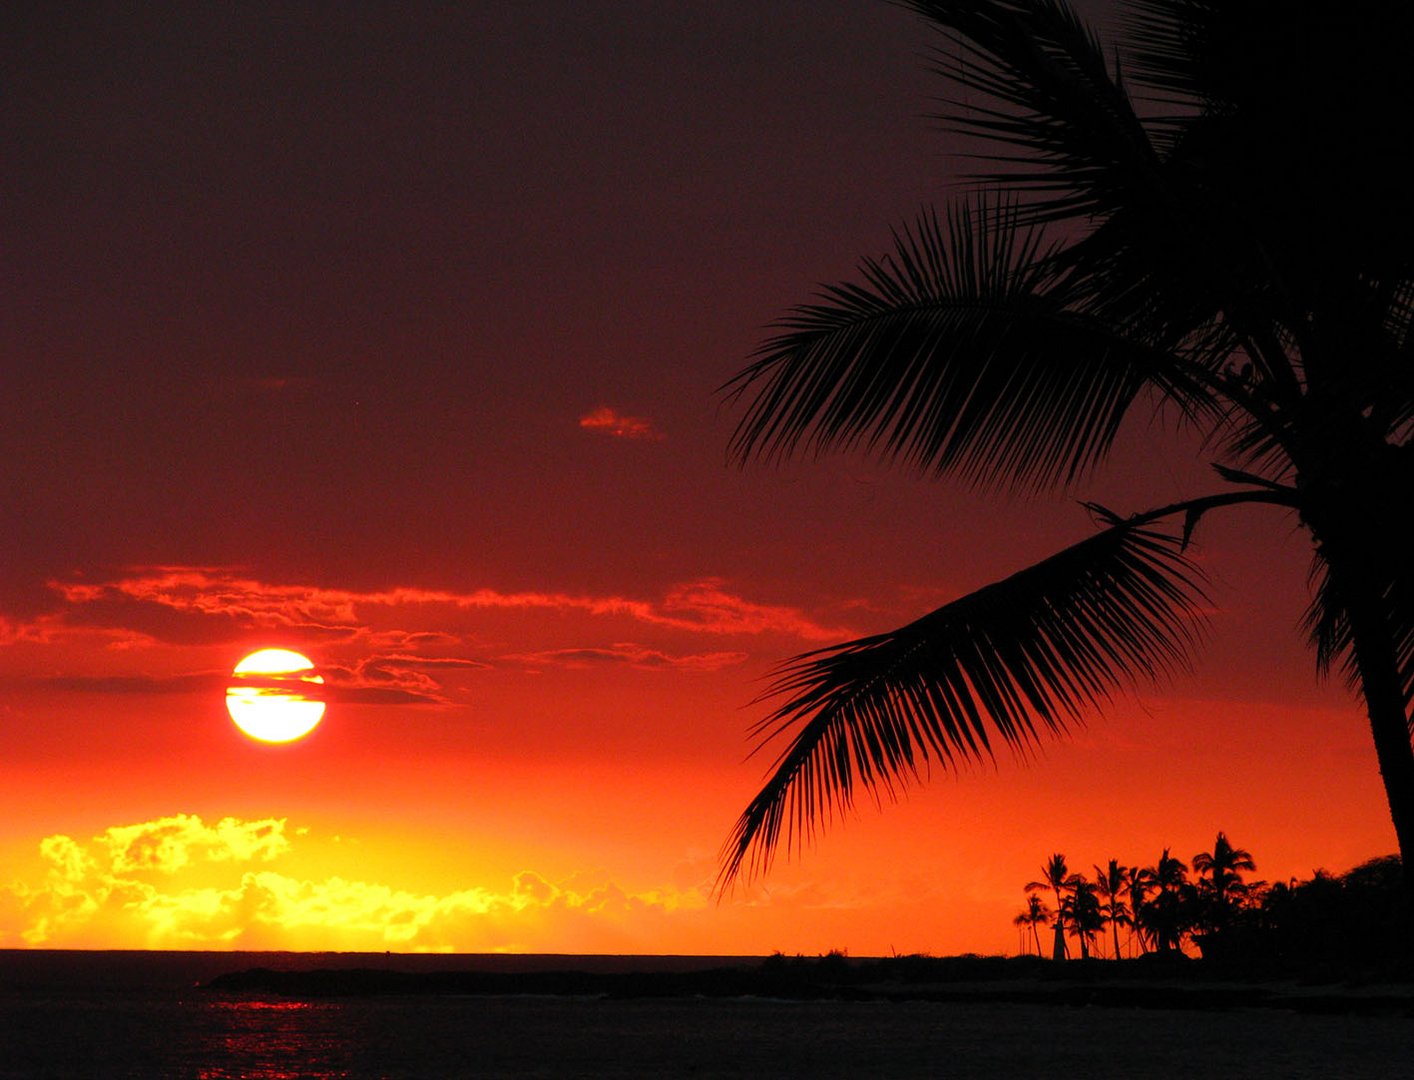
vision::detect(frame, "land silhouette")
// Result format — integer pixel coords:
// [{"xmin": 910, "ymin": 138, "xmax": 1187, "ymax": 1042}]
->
[
  {"xmin": 716, "ymin": 0, "xmax": 1414, "ymax": 931},
  {"xmin": 204, "ymin": 849, "xmax": 1414, "ymax": 1006},
  {"xmin": 198, "ymin": 840, "xmax": 1412, "ymax": 1009},
  {"xmin": 1012, "ymin": 834, "xmax": 1412, "ymax": 974}
]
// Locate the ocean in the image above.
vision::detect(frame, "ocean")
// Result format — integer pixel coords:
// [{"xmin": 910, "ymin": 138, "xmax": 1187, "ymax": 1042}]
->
[{"xmin": 2, "ymin": 951, "xmax": 1412, "ymax": 1078}]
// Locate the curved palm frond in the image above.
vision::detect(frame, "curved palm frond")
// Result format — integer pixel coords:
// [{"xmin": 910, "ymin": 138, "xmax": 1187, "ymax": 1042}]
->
[
  {"xmin": 903, "ymin": 0, "xmax": 1245, "ymax": 351},
  {"xmin": 718, "ymin": 519, "xmax": 1206, "ymax": 887},
  {"xmin": 724, "ymin": 201, "xmax": 1211, "ymax": 493}
]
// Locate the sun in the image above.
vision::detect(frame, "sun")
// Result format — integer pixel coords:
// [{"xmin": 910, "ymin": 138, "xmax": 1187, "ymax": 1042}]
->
[{"xmin": 226, "ymin": 648, "xmax": 326, "ymax": 743}]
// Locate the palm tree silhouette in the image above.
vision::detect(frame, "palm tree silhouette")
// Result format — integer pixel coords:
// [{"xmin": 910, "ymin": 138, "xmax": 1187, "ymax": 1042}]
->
[
  {"xmin": 1026, "ymin": 853, "xmax": 1071, "ymax": 959},
  {"xmin": 1192, "ymin": 831, "xmax": 1257, "ymax": 938},
  {"xmin": 1127, "ymin": 864, "xmax": 1155, "ymax": 956},
  {"xmin": 1138, "ymin": 848, "xmax": 1192, "ymax": 953},
  {"xmin": 1013, "ymin": 893, "xmax": 1051, "ymax": 956},
  {"xmin": 718, "ymin": 0, "xmax": 1414, "ymax": 904},
  {"xmin": 1064, "ymin": 873, "xmax": 1104, "ymax": 959},
  {"xmin": 1093, "ymin": 859, "xmax": 1132, "ymax": 960}
]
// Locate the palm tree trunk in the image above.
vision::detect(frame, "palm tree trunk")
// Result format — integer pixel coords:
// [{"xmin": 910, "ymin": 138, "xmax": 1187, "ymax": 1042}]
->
[
  {"xmin": 1051, "ymin": 884, "xmax": 1068, "ymax": 960},
  {"xmin": 1336, "ymin": 563, "xmax": 1414, "ymax": 916}
]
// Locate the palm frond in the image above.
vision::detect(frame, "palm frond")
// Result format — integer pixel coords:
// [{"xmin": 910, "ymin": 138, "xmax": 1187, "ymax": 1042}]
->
[
  {"xmin": 900, "ymin": 0, "xmax": 1160, "ymax": 223},
  {"xmin": 1306, "ymin": 554, "xmax": 1414, "ymax": 718},
  {"xmin": 1121, "ymin": 0, "xmax": 1227, "ymax": 116},
  {"xmin": 1369, "ymin": 277, "xmax": 1414, "ymax": 441},
  {"xmin": 718, "ymin": 519, "xmax": 1206, "ymax": 887},
  {"xmin": 724, "ymin": 201, "xmax": 1211, "ymax": 492}
]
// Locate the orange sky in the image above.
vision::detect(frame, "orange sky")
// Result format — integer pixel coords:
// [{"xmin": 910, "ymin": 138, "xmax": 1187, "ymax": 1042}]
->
[{"xmin": 1, "ymin": 1, "xmax": 1397, "ymax": 955}]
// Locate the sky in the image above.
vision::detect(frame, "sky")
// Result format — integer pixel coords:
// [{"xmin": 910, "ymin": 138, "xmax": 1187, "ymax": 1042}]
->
[{"xmin": 0, "ymin": 1, "xmax": 1397, "ymax": 956}]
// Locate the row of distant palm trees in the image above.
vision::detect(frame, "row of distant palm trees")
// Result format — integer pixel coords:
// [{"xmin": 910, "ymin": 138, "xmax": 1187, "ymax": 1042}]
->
[{"xmin": 1014, "ymin": 833, "xmax": 1257, "ymax": 959}]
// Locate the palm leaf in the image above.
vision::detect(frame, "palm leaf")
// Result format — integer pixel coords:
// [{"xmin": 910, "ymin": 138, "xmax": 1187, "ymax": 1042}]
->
[
  {"xmin": 900, "ymin": 0, "xmax": 1161, "ymax": 223},
  {"xmin": 1306, "ymin": 554, "xmax": 1414, "ymax": 718},
  {"xmin": 718, "ymin": 518, "xmax": 1205, "ymax": 886},
  {"xmin": 724, "ymin": 201, "xmax": 1211, "ymax": 492},
  {"xmin": 1381, "ymin": 278, "xmax": 1414, "ymax": 440},
  {"xmin": 1121, "ymin": 0, "xmax": 1231, "ymax": 121}
]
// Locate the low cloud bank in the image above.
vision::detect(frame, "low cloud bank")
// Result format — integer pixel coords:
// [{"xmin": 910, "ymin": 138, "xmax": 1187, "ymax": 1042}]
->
[{"xmin": 1, "ymin": 813, "xmax": 708, "ymax": 952}]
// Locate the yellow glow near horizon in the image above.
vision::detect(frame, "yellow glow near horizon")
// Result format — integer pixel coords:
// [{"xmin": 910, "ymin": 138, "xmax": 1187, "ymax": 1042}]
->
[{"xmin": 226, "ymin": 648, "xmax": 326, "ymax": 743}]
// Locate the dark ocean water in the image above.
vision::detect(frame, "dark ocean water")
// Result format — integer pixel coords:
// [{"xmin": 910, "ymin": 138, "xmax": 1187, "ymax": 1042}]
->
[{"xmin": 3, "ymin": 951, "xmax": 1413, "ymax": 1079}]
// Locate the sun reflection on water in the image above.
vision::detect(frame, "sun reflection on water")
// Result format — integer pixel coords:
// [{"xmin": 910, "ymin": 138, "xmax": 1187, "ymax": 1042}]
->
[{"xmin": 196, "ymin": 997, "xmax": 351, "ymax": 1080}]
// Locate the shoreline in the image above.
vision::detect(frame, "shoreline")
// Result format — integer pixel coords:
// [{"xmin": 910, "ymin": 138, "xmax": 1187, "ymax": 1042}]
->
[{"xmin": 199, "ymin": 955, "xmax": 1414, "ymax": 1016}]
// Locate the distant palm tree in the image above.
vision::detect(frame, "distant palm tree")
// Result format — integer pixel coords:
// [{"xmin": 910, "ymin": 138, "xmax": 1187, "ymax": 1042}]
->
[
  {"xmin": 1013, "ymin": 893, "xmax": 1051, "ymax": 956},
  {"xmin": 1093, "ymin": 859, "xmax": 1132, "ymax": 960},
  {"xmin": 1138, "ymin": 848, "xmax": 1192, "ymax": 953},
  {"xmin": 1026, "ymin": 853, "xmax": 1071, "ymax": 959},
  {"xmin": 1127, "ymin": 864, "xmax": 1155, "ymax": 956},
  {"xmin": 716, "ymin": 0, "xmax": 1414, "ymax": 908},
  {"xmin": 1193, "ymin": 831, "xmax": 1257, "ymax": 935},
  {"xmin": 1064, "ymin": 874, "xmax": 1104, "ymax": 959}
]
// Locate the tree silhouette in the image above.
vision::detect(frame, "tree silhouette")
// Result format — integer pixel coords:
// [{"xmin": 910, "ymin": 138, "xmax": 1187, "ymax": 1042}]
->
[
  {"xmin": 1093, "ymin": 859, "xmax": 1132, "ymax": 960},
  {"xmin": 1192, "ymin": 831, "xmax": 1257, "ymax": 940},
  {"xmin": 1063, "ymin": 873, "xmax": 1104, "ymax": 959},
  {"xmin": 1127, "ymin": 864, "xmax": 1155, "ymax": 956},
  {"xmin": 1137, "ymin": 848, "xmax": 1192, "ymax": 953},
  {"xmin": 1013, "ymin": 893, "xmax": 1051, "ymax": 956},
  {"xmin": 1026, "ymin": 853, "xmax": 1072, "ymax": 959},
  {"xmin": 718, "ymin": 0, "xmax": 1414, "ymax": 906}
]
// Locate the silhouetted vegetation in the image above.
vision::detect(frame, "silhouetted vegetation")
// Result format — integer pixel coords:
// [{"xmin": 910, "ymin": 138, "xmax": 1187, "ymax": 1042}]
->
[
  {"xmin": 716, "ymin": 0, "xmax": 1414, "ymax": 924},
  {"xmin": 206, "ymin": 933, "xmax": 1414, "ymax": 1011},
  {"xmin": 1015, "ymin": 837, "xmax": 1413, "ymax": 978}
]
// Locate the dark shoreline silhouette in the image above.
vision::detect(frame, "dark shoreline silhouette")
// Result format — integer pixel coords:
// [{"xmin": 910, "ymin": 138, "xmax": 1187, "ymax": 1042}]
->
[
  {"xmin": 201, "ymin": 953, "xmax": 1414, "ymax": 1016},
  {"xmin": 1013, "ymin": 843, "xmax": 1413, "ymax": 976}
]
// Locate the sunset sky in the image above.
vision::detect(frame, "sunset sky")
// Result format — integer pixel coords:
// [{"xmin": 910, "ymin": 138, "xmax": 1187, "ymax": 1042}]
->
[{"xmin": 1, "ymin": 1, "xmax": 1396, "ymax": 956}]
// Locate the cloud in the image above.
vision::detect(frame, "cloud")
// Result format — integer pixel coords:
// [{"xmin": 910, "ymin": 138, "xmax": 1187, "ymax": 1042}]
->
[
  {"xmin": 27, "ymin": 672, "xmax": 227, "ymax": 695},
  {"xmin": 53, "ymin": 570, "xmax": 364, "ymax": 644},
  {"xmin": 97, "ymin": 814, "xmax": 290, "ymax": 875},
  {"xmin": 503, "ymin": 643, "xmax": 748, "ymax": 672},
  {"xmin": 1, "ymin": 814, "xmax": 708, "ymax": 951},
  {"xmin": 42, "ymin": 568, "xmax": 851, "ymax": 646},
  {"xmin": 20, "ymin": 654, "xmax": 490, "ymax": 707},
  {"xmin": 655, "ymin": 580, "xmax": 850, "ymax": 640},
  {"xmin": 6, "ymin": 570, "xmax": 852, "ymax": 709},
  {"xmin": 578, "ymin": 406, "xmax": 664, "ymax": 441},
  {"xmin": 320, "ymin": 654, "xmax": 491, "ymax": 706}
]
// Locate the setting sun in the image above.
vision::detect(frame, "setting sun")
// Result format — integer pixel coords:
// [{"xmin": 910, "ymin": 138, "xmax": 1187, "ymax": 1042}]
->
[{"xmin": 226, "ymin": 648, "xmax": 326, "ymax": 743}]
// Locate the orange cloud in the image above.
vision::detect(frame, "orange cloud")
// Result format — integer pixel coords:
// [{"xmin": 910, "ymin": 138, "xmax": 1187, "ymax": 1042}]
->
[
  {"xmin": 656, "ymin": 579, "xmax": 849, "ymax": 639},
  {"xmin": 45, "ymin": 568, "xmax": 852, "ymax": 645},
  {"xmin": 502, "ymin": 643, "xmax": 749, "ymax": 671},
  {"xmin": 319, "ymin": 654, "xmax": 489, "ymax": 705},
  {"xmin": 578, "ymin": 406, "xmax": 664, "ymax": 441}
]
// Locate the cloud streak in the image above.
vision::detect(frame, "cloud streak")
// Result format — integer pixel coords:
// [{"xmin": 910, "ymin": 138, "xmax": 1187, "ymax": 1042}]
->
[
  {"xmin": 44, "ymin": 568, "xmax": 851, "ymax": 645},
  {"xmin": 17, "ymin": 653, "xmax": 490, "ymax": 707},
  {"xmin": 5, "ymin": 570, "xmax": 852, "ymax": 705},
  {"xmin": 503, "ymin": 643, "xmax": 748, "ymax": 672},
  {"xmin": 578, "ymin": 406, "xmax": 664, "ymax": 441}
]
